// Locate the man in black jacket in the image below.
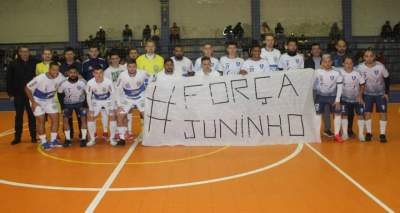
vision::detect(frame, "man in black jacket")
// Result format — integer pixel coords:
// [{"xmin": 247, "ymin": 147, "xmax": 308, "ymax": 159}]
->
[
  {"xmin": 6, "ymin": 47, "xmax": 37, "ymax": 145},
  {"xmin": 305, "ymin": 43, "xmax": 322, "ymax": 69}
]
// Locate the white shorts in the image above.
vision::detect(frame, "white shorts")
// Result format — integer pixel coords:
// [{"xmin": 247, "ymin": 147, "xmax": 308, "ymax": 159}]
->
[
  {"xmin": 118, "ymin": 98, "xmax": 145, "ymax": 114},
  {"xmin": 90, "ymin": 100, "xmax": 115, "ymax": 117},
  {"xmin": 32, "ymin": 100, "xmax": 59, "ymax": 116}
]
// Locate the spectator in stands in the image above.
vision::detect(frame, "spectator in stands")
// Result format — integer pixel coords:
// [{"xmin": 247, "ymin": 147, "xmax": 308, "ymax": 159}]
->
[
  {"xmin": 393, "ymin": 21, "xmax": 400, "ymax": 41},
  {"xmin": 305, "ymin": 43, "xmax": 322, "ymax": 69},
  {"xmin": 260, "ymin": 22, "xmax": 272, "ymax": 39},
  {"xmin": 136, "ymin": 40, "xmax": 164, "ymax": 75},
  {"xmin": 6, "ymin": 46, "xmax": 37, "ymax": 145},
  {"xmin": 275, "ymin": 23, "xmax": 284, "ymax": 36},
  {"xmin": 60, "ymin": 47, "xmax": 81, "ymax": 77},
  {"xmin": 142, "ymin": 25, "xmax": 151, "ymax": 42},
  {"xmin": 122, "ymin": 24, "xmax": 133, "ymax": 46},
  {"xmin": 233, "ymin": 22, "xmax": 244, "ymax": 42},
  {"xmin": 84, "ymin": 35, "xmax": 96, "ymax": 48},
  {"xmin": 81, "ymin": 45, "xmax": 108, "ymax": 81},
  {"xmin": 170, "ymin": 22, "xmax": 181, "ymax": 43},
  {"xmin": 223, "ymin": 25, "xmax": 234, "ymax": 42},
  {"xmin": 152, "ymin": 25, "xmax": 160, "ymax": 42},
  {"xmin": 329, "ymin": 22, "xmax": 342, "ymax": 42},
  {"xmin": 171, "ymin": 46, "xmax": 193, "ymax": 77},
  {"xmin": 381, "ymin": 21, "xmax": 393, "ymax": 42},
  {"xmin": 127, "ymin": 48, "xmax": 139, "ymax": 61},
  {"xmin": 35, "ymin": 48, "xmax": 53, "ymax": 75},
  {"xmin": 96, "ymin": 26, "xmax": 106, "ymax": 46}
]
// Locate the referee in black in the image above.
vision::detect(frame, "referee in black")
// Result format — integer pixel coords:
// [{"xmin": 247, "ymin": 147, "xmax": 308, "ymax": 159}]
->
[{"xmin": 6, "ymin": 46, "xmax": 37, "ymax": 145}]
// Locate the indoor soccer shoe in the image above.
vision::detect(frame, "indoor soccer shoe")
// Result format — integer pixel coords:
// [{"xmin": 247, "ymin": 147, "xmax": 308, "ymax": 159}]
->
[
  {"xmin": 41, "ymin": 142, "xmax": 52, "ymax": 151},
  {"xmin": 117, "ymin": 139, "xmax": 126, "ymax": 146},
  {"xmin": 359, "ymin": 135, "xmax": 366, "ymax": 142},
  {"xmin": 334, "ymin": 134, "xmax": 343, "ymax": 143},
  {"xmin": 379, "ymin": 134, "xmax": 387, "ymax": 143},
  {"xmin": 365, "ymin": 133, "xmax": 373, "ymax": 142},
  {"xmin": 110, "ymin": 139, "xmax": 118, "ymax": 146},
  {"xmin": 323, "ymin": 130, "xmax": 334, "ymax": 138},
  {"xmin": 80, "ymin": 139, "xmax": 87, "ymax": 147},
  {"xmin": 86, "ymin": 140, "xmax": 96, "ymax": 147},
  {"xmin": 50, "ymin": 140, "xmax": 63, "ymax": 148},
  {"xmin": 63, "ymin": 140, "xmax": 72, "ymax": 147}
]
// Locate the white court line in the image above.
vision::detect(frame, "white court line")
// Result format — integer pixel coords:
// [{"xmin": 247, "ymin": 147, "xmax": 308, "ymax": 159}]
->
[
  {"xmin": 306, "ymin": 143, "xmax": 394, "ymax": 213},
  {"xmin": 85, "ymin": 140, "xmax": 140, "ymax": 213}
]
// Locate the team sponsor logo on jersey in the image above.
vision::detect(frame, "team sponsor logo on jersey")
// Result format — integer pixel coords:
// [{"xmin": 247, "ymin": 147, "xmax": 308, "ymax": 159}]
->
[
  {"xmin": 102, "ymin": 87, "xmax": 106, "ymax": 92},
  {"xmin": 330, "ymin": 76, "xmax": 335, "ymax": 81},
  {"xmin": 225, "ymin": 63, "xmax": 230, "ymax": 69},
  {"xmin": 250, "ymin": 67, "xmax": 255, "ymax": 72},
  {"xmin": 296, "ymin": 59, "xmax": 300, "ymax": 63},
  {"xmin": 374, "ymin": 70, "xmax": 379, "ymax": 75},
  {"xmin": 352, "ymin": 76, "xmax": 356, "ymax": 81},
  {"xmin": 125, "ymin": 83, "xmax": 131, "ymax": 89},
  {"xmin": 236, "ymin": 61, "xmax": 241, "ymax": 67},
  {"xmin": 260, "ymin": 64, "xmax": 264, "ymax": 69},
  {"xmin": 154, "ymin": 65, "xmax": 160, "ymax": 72},
  {"xmin": 77, "ymin": 85, "xmax": 82, "ymax": 90}
]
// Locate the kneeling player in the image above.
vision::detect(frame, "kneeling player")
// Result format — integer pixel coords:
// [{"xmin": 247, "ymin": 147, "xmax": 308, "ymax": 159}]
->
[
  {"xmin": 358, "ymin": 49, "xmax": 390, "ymax": 143},
  {"xmin": 339, "ymin": 56, "xmax": 366, "ymax": 141},
  {"xmin": 58, "ymin": 66, "xmax": 88, "ymax": 147},
  {"xmin": 25, "ymin": 62, "xmax": 65, "ymax": 150},
  {"xmin": 115, "ymin": 60, "xmax": 150, "ymax": 145},
  {"xmin": 86, "ymin": 65, "xmax": 118, "ymax": 146},
  {"xmin": 314, "ymin": 54, "xmax": 343, "ymax": 142}
]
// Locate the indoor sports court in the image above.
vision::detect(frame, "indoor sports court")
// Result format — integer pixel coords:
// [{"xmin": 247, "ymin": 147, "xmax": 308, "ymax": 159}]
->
[{"xmin": 1, "ymin": 0, "xmax": 400, "ymax": 212}]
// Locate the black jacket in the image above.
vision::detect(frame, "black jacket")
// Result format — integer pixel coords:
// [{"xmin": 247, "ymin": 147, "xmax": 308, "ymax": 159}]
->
[
  {"xmin": 6, "ymin": 57, "xmax": 37, "ymax": 97},
  {"xmin": 304, "ymin": 57, "xmax": 316, "ymax": 69}
]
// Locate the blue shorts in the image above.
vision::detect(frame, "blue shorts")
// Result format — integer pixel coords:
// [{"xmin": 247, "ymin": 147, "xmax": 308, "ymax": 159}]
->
[
  {"xmin": 340, "ymin": 101, "xmax": 365, "ymax": 116},
  {"xmin": 63, "ymin": 103, "xmax": 88, "ymax": 118},
  {"xmin": 364, "ymin": 95, "xmax": 387, "ymax": 113},
  {"xmin": 315, "ymin": 95, "xmax": 341, "ymax": 114}
]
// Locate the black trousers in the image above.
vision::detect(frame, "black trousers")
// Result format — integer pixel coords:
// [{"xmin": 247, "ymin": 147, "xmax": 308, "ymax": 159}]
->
[
  {"xmin": 347, "ymin": 106, "xmax": 355, "ymax": 134},
  {"xmin": 13, "ymin": 95, "xmax": 36, "ymax": 140}
]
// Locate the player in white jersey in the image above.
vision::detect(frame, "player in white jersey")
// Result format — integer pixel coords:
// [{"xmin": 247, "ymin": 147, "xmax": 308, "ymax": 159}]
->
[
  {"xmin": 25, "ymin": 62, "xmax": 65, "ymax": 150},
  {"xmin": 115, "ymin": 60, "xmax": 151, "ymax": 145},
  {"xmin": 197, "ymin": 57, "xmax": 221, "ymax": 77},
  {"xmin": 339, "ymin": 56, "xmax": 366, "ymax": 141},
  {"xmin": 157, "ymin": 58, "xmax": 179, "ymax": 81},
  {"xmin": 194, "ymin": 43, "xmax": 219, "ymax": 72},
  {"xmin": 86, "ymin": 65, "xmax": 118, "ymax": 146},
  {"xmin": 313, "ymin": 54, "xmax": 343, "ymax": 142},
  {"xmin": 261, "ymin": 33, "xmax": 281, "ymax": 71},
  {"xmin": 57, "ymin": 66, "xmax": 88, "ymax": 147},
  {"xmin": 357, "ymin": 49, "xmax": 390, "ymax": 143},
  {"xmin": 171, "ymin": 46, "xmax": 193, "ymax": 77},
  {"xmin": 218, "ymin": 41, "xmax": 244, "ymax": 75},
  {"xmin": 241, "ymin": 45, "xmax": 270, "ymax": 74},
  {"xmin": 278, "ymin": 39, "xmax": 304, "ymax": 70}
]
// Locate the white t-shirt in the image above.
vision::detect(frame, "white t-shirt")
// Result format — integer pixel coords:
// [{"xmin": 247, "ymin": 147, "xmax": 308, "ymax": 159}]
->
[
  {"xmin": 314, "ymin": 68, "xmax": 343, "ymax": 97},
  {"xmin": 58, "ymin": 79, "xmax": 87, "ymax": 105},
  {"xmin": 261, "ymin": 48, "xmax": 281, "ymax": 71},
  {"xmin": 116, "ymin": 70, "xmax": 149, "ymax": 100},
  {"xmin": 27, "ymin": 73, "xmax": 65, "ymax": 103},
  {"xmin": 340, "ymin": 69, "xmax": 365, "ymax": 102},
  {"xmin": 194, "ymin": 57, "xmax": 219, "ymax": 72},
  {"xmin": 196, "ymin": 69, "xmax": 220, "ymax": 77},
  {"xmin": 278, "ymin": 53, "xmax": 304, "ymax": 70},
  {"xmin": 218, "ymin": 56, "xmax": 244, "ymax": 75},
  {"xmin": 242, "ymin": 58, "xmax": 271, "ymax": 73},
  {"xmin": 171, "ymin": 56, "xmax": 193, "ymax": 77},
  {"xmin": 156, "ymin": 70, "xmax": 180, "ymax": 82},
  {"xmin": 357, "ymin": 62, "xmax": 389, "ymax": 96},
  {"xmin": 104, "ymin": 65, "xmax": 127, "ymax": 87}
]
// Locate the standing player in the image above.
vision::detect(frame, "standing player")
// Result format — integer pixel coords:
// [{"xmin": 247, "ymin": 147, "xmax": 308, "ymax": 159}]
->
[
  {"xmin": 58, "ymin": 66, "xmax": 88, "ymax": 147},
  {"xmin": 340, "ymin": 56, "xmax": 366, "ymax": 141},
  {"xmin": 240, "ymin": 45, "xmax": 270, "ymax": 74},
  {"xmin": 171, "ymin": 46, "xmax": 193, "ymax": 77},
  {"xmin": 86, "ymin": 65, "xmax": 117, "ymax": 146},
  {"xmin": 115, "ymin": 60, "xmax": 151, "ymax": 145},
  {"xmin": 218, "ymin": 41, "xmax": 244, "ymax": 75},
  {"xmin": 194, "ymin": 43, "xmax": 220, "ymax": 72},
  {"xmin": 358, "ymin": 49, "xmax": 390, "ymax": 143},
  {"xmin": 25, "ymin": 62, "xmax": 65, "ymax": 150},
  {"xmin": 314, "ymin": 54, "xmax": 343, "ymax": 142},
  {"xmin": 261, "ymin": 33, "xmax": 281, "ymax": 71},
  {"xmin": 278, "ymin": 39, "xmax": 304, "ymax": 70}
]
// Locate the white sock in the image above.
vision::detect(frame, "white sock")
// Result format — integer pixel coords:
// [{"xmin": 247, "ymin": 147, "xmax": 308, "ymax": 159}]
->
[
  {"xmin": 51, "ymin": 132, "xmax": 58, "ymax": 141},
  {"xmin": 64, "ymin": 130, "xmax": 71, "ymax": 140},
  {"xmin": 334, "ymin": 115, "xmax": 341, "ymax": 135},
  {"xmin": 81, "ymin": 129, "xmax": 87, "ymax": 140},
  {"xmin": 379, "ymin": 120, "xmax": 387, "ymax": 135},
  {"xmin": 101, "ymin": 112, "xmax": 108, "ymax": 133},
  {"xmin": 110, "ymin": 121, "xmax": 117, "ymax": 140},
  {"xmin": 315, "ymin": 114, "xmax": 322, "ymax": 136},
  {"xmin": 358, "ymin": 120, "xmax": 364, "ymax": 136},
  {"xmin": 39, "ymin": 135, "xmax": 47, "ymax": 144},
  {"xmin": 88, "ymin": 121, "xmax": 96, "ymax": 141},
  {"xmin": 366, "ymin": 119, "xmax": 372, "ymax": 133},
  {"xmin": 118, "ymin": 127, "xmax": 127, "ymax": 140},
  {"xmin": 127, "ymin": 113, "xmax": 133, "ymax": 134},
  {"xmin": 341, "ymin": 119, "xmax": 348, "ymax": 137}
]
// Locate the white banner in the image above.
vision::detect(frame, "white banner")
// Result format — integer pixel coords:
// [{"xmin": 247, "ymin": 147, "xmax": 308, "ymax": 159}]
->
[{"xmin": 143, "ymin": 69, "xmax": 320, "ymax": 146}]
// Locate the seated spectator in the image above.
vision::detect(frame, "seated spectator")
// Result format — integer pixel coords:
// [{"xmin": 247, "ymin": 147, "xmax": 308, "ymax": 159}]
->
[
  {"xmin": 170, "ymin": 22, "xmax": 181, "ymax": 43},
  {"xmin": 305, "ymin": 43, "xmax": 322, "ymax": 69},
  {"xmin": 233, "ymin": 22, "xmax": 244, "ymax": 42},
  {"xmin": 393, "ymin": 21, "xmax": 400, "ymax": 41}
]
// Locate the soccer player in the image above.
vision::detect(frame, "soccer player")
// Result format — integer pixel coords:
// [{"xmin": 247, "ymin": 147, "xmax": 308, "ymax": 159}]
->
[
  {"xmin": 157, "ymin": 58, "xmax": 178, "ymax": 81},
  {"xmin": 240, "ymin": 45, "xmax": 270, "ymax": 74},
  {"xmin": 278, "ymin": 39, "xmax": 304, "ymax": 70},
  {"xmin": 136, "ymin": 40, "xmax": 164, "ymax": 76},
  {"xmin": 197, "ymin": 57, "xmax": 220, "ymax": 77},
  {"xmin": 25, "ymin": 62, "xmax": 65, "ymax": 150},
  {"xmin": 115, "ymin": 60, "xmax": 151, "ymax": 145},
  {"xmin": 261, "ymin": 33, "xmax": 281, "ymax": 71},
  {"xmin": 171, "ymin": 46, "xmax": 193, "ymax": 77},
  {"xmin": 58, "ymin": 66, "xmax": 88, "ymax": 147},
  {"xmin": 194, "ymin": 43, "xmax": 220, "ymax": 72},
  {"xmin": 218, "ymin": 41, "xmax": 244, "ymax": 75},
  {"xmin": 339, "ymin": 56, "xmax": 366, "ymax": 141},
  {"xmin": 35, "ymin": 48, "xmax": 53, "ymax": 75},
  {"xmin": 314, "ymin": 54, "xmax": 343, "ymax": 142},
  {"xmin": 358, "ymin": 49, "xmax": 390, "ymax": 143},
  {"xmin": 86, "ymin": 65, "xmax": 117, "ymax": 146}
]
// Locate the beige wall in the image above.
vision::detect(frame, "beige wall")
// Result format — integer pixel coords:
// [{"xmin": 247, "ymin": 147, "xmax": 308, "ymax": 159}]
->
[
  {"xmin": 353, "ymin": 0, "xmax": 400, "ymax": 36},
  {"xmin": 77, "ymin": 0, "xmax": 160, "ymax": 41},
  {"xmin": 260, "ymin": 0, "xmax": 342, "ymax": 36},
  {"xmin": 170, "ymin": 0, "xmax": 251, "ymax": 38},
  {"xmin": 0, "ymin": 0, "xmax": 68, "ymax": 43}
]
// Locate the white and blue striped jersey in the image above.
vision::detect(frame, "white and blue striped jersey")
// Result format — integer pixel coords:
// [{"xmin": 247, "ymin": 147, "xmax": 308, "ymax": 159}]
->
[
  {"xmin": 116, "ymin": 70, "xmax": 149, "ymax": 101},
  {"xmin": 86, "ymin": 78, "xmax": 114, "ymax": 111},
  {"xmin": 26, "ymin": 73, "xmax": 65, "ymax": 102}
]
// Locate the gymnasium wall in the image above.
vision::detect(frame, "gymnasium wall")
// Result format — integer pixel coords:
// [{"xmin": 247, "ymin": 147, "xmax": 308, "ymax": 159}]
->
[
  {"xmin": 0, "ymin": 0, "xmax": 69, "ymax": 43},
  {"xmin": 260, "ymin": 0, "xmax": 342, "ymax": 36},
  {"xmin": 169, "ymin": 0, "xmax": 251, "ymax": 38},
  {"xmin": 77, "ymin": 0, "xmax": 160, "ymax": 41},
  {"xmin": 353, "ymin": 0, "xmax": 400, "ymax": 36}
]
